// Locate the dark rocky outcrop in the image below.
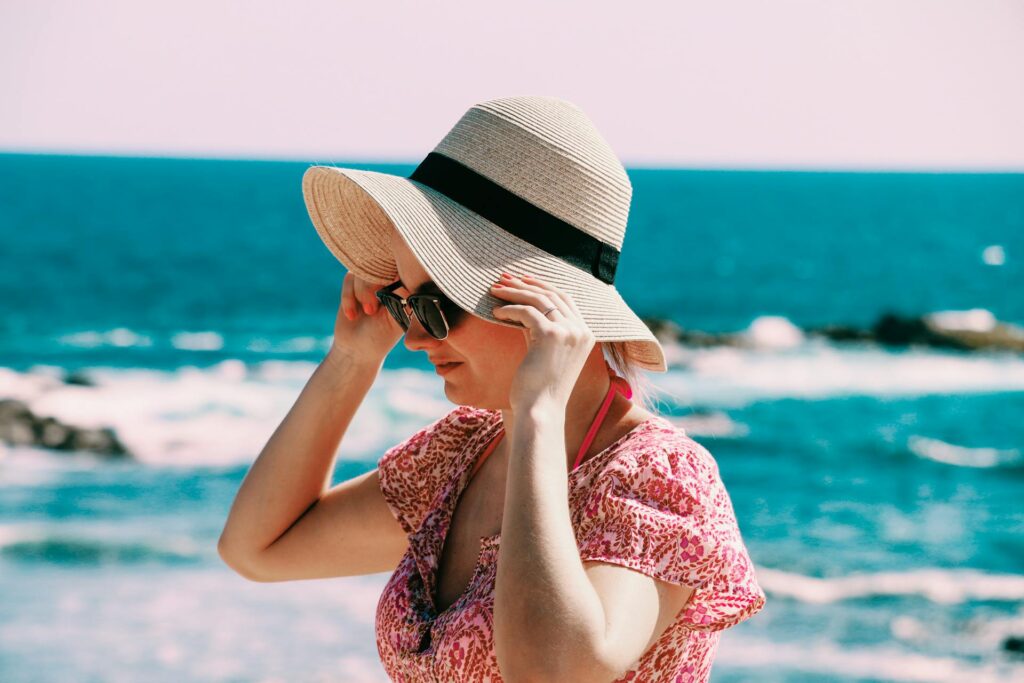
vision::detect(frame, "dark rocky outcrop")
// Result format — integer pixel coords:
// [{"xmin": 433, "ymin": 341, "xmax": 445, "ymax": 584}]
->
[
  {"xmin": 641, "ymin": 311, "xmax": 1024, "ymax": 354},
  {"xmin": 62, "ymin": 370, "xmax": 96, "ymax": 387},
  {"xmin": 0, "ymin": 399, "xmax": 130, "ymax": 458},
  {"xmin": 641, "ymin": 317, "xmax": 743, "ymax": 348},
  {"xmin": 818, "ymin": 312, "xmax": 1024, "ymax": 353},
  {"xmin": 1004, "ymin": 635, "xmax": 1024, "ymax": 657}
]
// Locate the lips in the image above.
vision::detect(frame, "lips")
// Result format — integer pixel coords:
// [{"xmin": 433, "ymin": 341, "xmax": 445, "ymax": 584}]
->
[{"xmin": 434, "ymin": 361, "xmax": 462, "ymax": 375}]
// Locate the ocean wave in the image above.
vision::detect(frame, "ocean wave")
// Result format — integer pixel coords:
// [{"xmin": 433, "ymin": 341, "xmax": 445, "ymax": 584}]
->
[
  {"xmin": 667, "ymin": 410, "xmax": 749, "ymax": 438},
  {"xmin": 757, "ymin": 566, "xmax": 1024, "ymax": 605},
  {"xmin": 57, "ymin": 328, "xmax": 154, "ymax": 348},
  {"xmin": 717, "ymin": 635, "xmax": 1021, "ymax": 683},
  {"xmin": 54, "ymin": 328, "xmax": 336, "ymax": 355},
  {"xmin": 171, "ymin": 331, "xmax": 224, "ymax": 351},
  {"xmin": 0, "ymin": 361, "xmax": 451, "ymax": 466},
  {"xmin": 0, "ymin": 527, "xmax": 206, "ymax": 566},
  {"xmin": 657, "ymin": 337, "xmax": 1024, "ymax": 406},
  {"xmin": 3, "ymin": 340, "xmax": 1024, "ymax": 466},
  {"xmin": 907, "ymin": 435, "xmax": 1022, "ymax": 469}
]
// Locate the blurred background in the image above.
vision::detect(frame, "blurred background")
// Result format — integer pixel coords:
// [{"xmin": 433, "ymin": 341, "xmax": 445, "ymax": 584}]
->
[{"xmin": 2, "ymin": 1, "xmax": 1023, "ymax": 681}]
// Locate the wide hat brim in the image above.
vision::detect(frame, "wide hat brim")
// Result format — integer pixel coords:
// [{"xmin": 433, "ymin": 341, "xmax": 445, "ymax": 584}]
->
[{"xmin": 302, "ymin": 165, "xmax": 667, "ymax": 373}]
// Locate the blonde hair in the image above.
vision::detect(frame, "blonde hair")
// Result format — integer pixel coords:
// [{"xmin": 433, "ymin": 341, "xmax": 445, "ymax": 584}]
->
[{"xmin": 600, "ymin": 341, "xmax": 664, "ymax": 416}]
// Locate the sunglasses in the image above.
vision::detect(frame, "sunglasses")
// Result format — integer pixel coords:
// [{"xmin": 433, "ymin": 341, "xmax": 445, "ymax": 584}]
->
[{"xmin": 375, "ymin": 280, "xmax": 464, "ymax": 340}]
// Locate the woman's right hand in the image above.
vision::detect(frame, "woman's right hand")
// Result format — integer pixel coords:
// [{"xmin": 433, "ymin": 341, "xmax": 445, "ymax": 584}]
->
[{"xmin": 329, "ymin": 272, "xmax": 404, "ymax": 363}]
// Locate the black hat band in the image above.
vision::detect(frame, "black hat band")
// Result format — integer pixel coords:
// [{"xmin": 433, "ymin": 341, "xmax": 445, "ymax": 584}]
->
[{"xmin": 408, "ymin": 152, "xmax": 619, "ymax": 285}]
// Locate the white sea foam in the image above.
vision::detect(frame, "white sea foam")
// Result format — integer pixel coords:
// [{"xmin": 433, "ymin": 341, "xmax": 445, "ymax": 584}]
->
[
  {"xmin": 170, "ymin": 331, "xmax": 224, "ymax": 351},
  {"xmin": 757, "ymin": 566, "xmax": 1024, "ymax": 605},
  {"xmin": 741, "ymin": 315, "xmax": 806, "ymax": 349},
  {"xmin": 657, "ymin": 334, "xmax": 1024, "ymax": 407},
  {"xmin": 57, "ymin": 328, "xmax": 154, "ymax": 348},
  {"xmin": 716, "ymin": 635, "xmax": 1020, "ymax": 683},
  {"xmin": 54, "ymin": 329, "xmax": 337, "ymax": 355},
  {"xmin": 1, "ymin": 565, "xmax": 391, "ymax": 682},
  {"xmin": 3, "ymin": 335, "xmax": 1024, "ymax": 466},
  {"xmin": 245, "ymin": 335, "xmax": 333, "ymax": 354},
  {"xmin": 926, "ymin": 308, "xmax": 999, "ymax": 333},
  {"xmin": 982, "ymin": 244, "xmax": 1006, "ymax": 266},
  {"xmin": 0, "ymin": 361, "xmax": 455, "ymax": 467},
  {"xmin": 907, "ymin": 435, "xmax": 1022, "ymax": 468},
  {"xmin": 668, "ymin": 411, "xmax": 749, "ymax": 438}
]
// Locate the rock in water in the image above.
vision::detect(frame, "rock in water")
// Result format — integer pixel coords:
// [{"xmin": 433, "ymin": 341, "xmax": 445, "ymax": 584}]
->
[{"xmin": 0, "ymin": 398, "xmax": 131, "ymax": 459}]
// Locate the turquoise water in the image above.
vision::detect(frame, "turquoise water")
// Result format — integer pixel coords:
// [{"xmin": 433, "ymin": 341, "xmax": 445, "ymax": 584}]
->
[{"xmin": 1, "ymin": 152, "xmax": 1022, "ymax": 682}]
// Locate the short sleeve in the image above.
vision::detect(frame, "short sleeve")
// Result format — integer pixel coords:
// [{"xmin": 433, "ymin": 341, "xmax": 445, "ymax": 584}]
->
[
  {"xmin": 376, "ymin": 405, "xmax": 492, "ymax": 536},
  {"xmin": 575, "ymin": 437, "xmax": 766, "ymax": 633}
]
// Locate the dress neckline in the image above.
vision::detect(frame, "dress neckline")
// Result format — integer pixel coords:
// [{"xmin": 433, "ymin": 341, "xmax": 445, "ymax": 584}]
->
[
  {"xmin": 410, "ymin": 364, "xmax": 665, "ymax": 623},
  {"xmin": 415, "ymin": 413, "xmax": 665, "ymax": 620}
]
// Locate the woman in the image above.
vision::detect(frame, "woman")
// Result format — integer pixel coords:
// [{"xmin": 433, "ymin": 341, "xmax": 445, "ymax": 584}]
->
[{"xmin": 219, "ymin": 96, "xmax": 765, "ymax": 682}]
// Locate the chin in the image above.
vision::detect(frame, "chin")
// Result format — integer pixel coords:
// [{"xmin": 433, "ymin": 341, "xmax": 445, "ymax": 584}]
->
[{"xmin": 443, "ymin": 381, "xmax": 499, "ymax": 411}]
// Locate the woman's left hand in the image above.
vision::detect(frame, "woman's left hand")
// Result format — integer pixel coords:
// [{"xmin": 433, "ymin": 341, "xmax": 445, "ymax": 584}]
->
[{"xmin": 490, "ymin": 273, "xmax": 596, "ymax": 409}]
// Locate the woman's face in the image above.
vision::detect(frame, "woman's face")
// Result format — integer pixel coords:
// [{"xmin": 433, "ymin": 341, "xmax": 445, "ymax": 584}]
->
[{"xmin": 391, "ymin": 230, "xmax": 527, "ymax": 410}]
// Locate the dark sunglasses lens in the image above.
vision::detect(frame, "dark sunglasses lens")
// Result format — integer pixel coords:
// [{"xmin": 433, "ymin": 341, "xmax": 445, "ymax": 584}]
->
[
  {"xmin": 410, "ymin": 297, "xmax": 450, "ymax": 339},
  {"xmin": 378, "ymin": 294, "xmax": 410, "ymax": 330}
]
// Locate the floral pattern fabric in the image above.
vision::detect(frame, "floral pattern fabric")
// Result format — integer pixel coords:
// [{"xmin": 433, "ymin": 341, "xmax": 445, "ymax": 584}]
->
[{"xmin": 374, "ymin": 404, "xmax": 765, "ymax": 682}]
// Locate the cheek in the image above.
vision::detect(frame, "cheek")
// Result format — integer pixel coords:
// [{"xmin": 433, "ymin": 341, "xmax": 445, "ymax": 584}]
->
[{"xmin": 451, "ymin": 319, "xmax": 526, "ymax": 368}]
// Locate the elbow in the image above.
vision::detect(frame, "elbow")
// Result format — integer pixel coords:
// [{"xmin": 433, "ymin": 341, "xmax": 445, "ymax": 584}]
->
[
  {"xmin": 217, "ymin": 536, "xmax": 270, "ymax": 583},
  {"xmin": 498, "ymin": 666, "xmax": 561, "ymax": 683},
  {"xmin": 500, "ymin": 663, "xmax": 618, "ymax": 683},
  {"xmin": 495, "ymin": 635, "xmax": 556, "ymax": 683},
  {"xmin": 493, "ymin": 596, "xmax": 618, "ymax": 682},
  {"xmin": 496, "ymin": 637, "xmax": 618, "ymax": 683}
]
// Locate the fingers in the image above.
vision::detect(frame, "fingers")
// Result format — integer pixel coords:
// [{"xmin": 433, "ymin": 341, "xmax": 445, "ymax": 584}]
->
[
  {"xmin": 493, "ymin": 305, "xmax": 561, "ymax": 334},
  {"xmin": 341, "ymin": 272, "xmax": 357, "ymax": 321},
  {"xmin": 353, "ymin": 277, "xmax": 380, "ymax": 316},
  {"xmin": 341, "ymin": 272, "xmax": 381, "ymax": 321},
  {"xmin": 490, "ymin": 274, "xmax": 568, "ymax": 320},
  {"xmin": 520, "ymin": 274, "xmax": 580, "ymax": 318},
  {"xmin": 489, "ymin": 274, "xmax": 594, "ymax": 345}
]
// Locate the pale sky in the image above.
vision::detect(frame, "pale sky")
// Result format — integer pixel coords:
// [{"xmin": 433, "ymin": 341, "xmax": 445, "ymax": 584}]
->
[{"xmin": 2, "ymin": 0, "xmax": 1022, "ymax": 170}]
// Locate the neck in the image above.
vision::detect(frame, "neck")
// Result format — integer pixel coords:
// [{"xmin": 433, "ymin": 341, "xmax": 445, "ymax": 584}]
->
[{"xmin": 499, "ymin": 351, "xmax": 621, "ymax": 469}]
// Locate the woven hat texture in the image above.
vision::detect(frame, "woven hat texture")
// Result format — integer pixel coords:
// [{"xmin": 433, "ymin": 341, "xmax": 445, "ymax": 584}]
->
[{"xmin": 302, "ymin": 95, "xmax": 666, "ymax": 372}]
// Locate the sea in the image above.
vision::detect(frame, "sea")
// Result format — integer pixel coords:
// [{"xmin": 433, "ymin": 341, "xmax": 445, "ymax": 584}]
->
[{"xmin": 1, "ymin": 152, "xmax": 1022, "ymax": 682}]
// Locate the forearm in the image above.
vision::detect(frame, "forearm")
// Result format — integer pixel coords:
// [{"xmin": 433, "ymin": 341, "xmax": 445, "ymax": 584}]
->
[
  {"xmin": 218, "ymin": 347, "xmax": 382, "ymax": 558},
  {"xmin": 493, "ymin": 404, "xmax": 609, "ymax": 681}
]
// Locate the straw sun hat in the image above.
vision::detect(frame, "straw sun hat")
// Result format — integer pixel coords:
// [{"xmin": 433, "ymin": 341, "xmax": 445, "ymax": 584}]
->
[{"xmin": 301, "ymin": 95, "xmax": 667, "ymax": 373}]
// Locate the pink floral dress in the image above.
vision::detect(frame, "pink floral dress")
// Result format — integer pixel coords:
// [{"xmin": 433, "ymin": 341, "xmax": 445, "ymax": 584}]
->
[{"xmin": 375, "ymin": 405, "xmax": 765, "ymax": 682}]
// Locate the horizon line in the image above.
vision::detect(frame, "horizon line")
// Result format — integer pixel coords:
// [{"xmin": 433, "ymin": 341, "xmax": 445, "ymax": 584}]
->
[{"xmin": 2, "ymin": 147, "xmax": 1023, "ymax": 175}]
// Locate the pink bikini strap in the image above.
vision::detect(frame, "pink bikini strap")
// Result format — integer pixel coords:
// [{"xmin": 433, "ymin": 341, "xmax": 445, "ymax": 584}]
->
[
  {"xmin": 470, "ymin": 363, "xmax": 632, "ymax": 479},
  {"xmin": 470, "ymin": 430, "xmax": 503, "ymax": 480},
  {"xmin": 572, "ymin": 364, "xmax": 632, "ymax": 471}
]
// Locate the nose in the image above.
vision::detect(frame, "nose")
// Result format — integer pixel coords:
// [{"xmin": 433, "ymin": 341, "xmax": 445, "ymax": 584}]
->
[{"xmin": 403, "ymin": 310, "xmax": 442, "ymax": 353}]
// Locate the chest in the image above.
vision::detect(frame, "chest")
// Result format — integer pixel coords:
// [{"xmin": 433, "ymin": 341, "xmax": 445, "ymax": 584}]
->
[{"xmin": 433, "ymin": 436, "xmax": 507, "ymax": 613}]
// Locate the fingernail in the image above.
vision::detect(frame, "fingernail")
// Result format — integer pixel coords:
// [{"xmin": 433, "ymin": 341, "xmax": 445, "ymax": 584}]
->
[
  {"xmin": 363, "ymin": 302, "xmax": 374, "ymax": 315},
  {"xmin": 345, "ymin": 307, "xmax": 354, "ymax": 321},
  {"xmin": 500, "ymin": 272, "xmax": 512, "ymax": 279}
]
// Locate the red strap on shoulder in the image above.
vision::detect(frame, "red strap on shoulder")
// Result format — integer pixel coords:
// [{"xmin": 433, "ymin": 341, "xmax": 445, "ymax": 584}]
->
[
  {"xmin": 470, "ymin": 364, "xmax": 633, "ymax": 479},
  {"xmin": 572, "ymin": 364, "xmax": 632, "ymax": 471},
  {"xmin": 470, "ymin": 429, "xmax": 504, "ymax": 480}
]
